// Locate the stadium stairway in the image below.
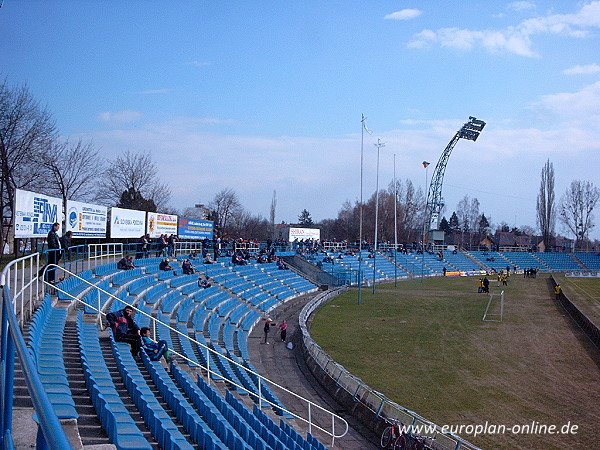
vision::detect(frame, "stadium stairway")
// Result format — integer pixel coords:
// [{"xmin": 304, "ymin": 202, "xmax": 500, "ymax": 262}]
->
[{"xmin": 63, "ymin": 318, "xmax": 109, "ymax": 446}]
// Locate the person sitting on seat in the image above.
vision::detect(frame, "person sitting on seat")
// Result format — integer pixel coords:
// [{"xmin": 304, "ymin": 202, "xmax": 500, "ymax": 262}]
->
[
  {"xmin": 181, "ymin": 259, "xmax": 195, "ymax": 274},
  {"xmin": 198, "ymin": 276, "xmax": 212, "ymax": 289},
  {"xmin": 159, "ymin": 258, "xmax": 173, "ymax": 271},
  {"xmin": 117, "ymin": 255, "xmax": 135, "ymax": 270},
  {"xmin": 140, "ymin": 327, "xmax": 172, "ymax": 362},
  {"xmin": 106, "ymin": 305, "xmax": 142, "ymax": 356}
]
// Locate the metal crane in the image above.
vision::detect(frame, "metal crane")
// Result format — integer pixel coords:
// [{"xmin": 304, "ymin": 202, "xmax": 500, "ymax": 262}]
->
[{"xmin": 425, "ymin": 116, "xmax": 486, "ymax": 233}]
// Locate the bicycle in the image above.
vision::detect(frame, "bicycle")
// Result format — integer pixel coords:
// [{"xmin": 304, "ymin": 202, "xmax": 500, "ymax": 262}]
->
[
  {"xmin": 396, "ymin": 432, "xmax": 436, "ymax": 450},
  {"xmin": 380, "ymin": 419, "xmax": 402, "ymax": 449}
]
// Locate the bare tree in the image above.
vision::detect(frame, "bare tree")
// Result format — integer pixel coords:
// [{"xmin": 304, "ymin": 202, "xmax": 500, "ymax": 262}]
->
[
  {"xmin": 209, "ymin": 188, "xmax": 242, "ymax": 237},
  {"xmin": 0, "ymin": 80, "xmax": 56, "ymax": 252},
  {"xmin": 96, "ymin": 150, "xmax": 171, "ymax": 211},
  {"xmin": 456, "ymin": 195, "xmax": 480, "ymax": 247},
  {"xmin": 536, "ymin": 159, "xmax": 555, "ymax": 249},
  {"xmin": 269, "ymin": 190, "xmax": 276, "ymax": 237},
  {"xmin": 41, "ymin": 138, "xmax": 103, "ymax": 214},
  {"xmin": 559, "ymin": 180, "xmax": 599, "ymax": 249}
]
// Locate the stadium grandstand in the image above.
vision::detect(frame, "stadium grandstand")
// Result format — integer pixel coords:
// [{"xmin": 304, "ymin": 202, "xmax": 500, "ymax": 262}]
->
[{"xmin": 1, "ymin": 238, "xmax": 600, "ymax": 449}]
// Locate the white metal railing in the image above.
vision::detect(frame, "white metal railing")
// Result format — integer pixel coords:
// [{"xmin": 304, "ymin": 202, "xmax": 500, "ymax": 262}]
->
[
  {"xmin": 0, "ymin": 252, "xmax": 42, "ymax": 328},
  {"xmin": 44, "ymin": 263, "xmax": 349, "ymax": 446},
  {"xmin": 175, "ymin": 241, "xmax": 203, "ymax": 256},
  {"xmin": 87, "ymin": 243, "xmax": 124, "ymax": 270},
  {"xmin": 299, "ymin": 288, "xmax": 482, "ymax": 450}
]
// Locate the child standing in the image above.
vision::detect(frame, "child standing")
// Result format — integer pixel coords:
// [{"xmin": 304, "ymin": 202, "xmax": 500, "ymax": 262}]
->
[
  {"xmin": 140, "ymin": 327, "xmax": 172, "ymax": 362},
  {"xmin": 278, "ymin": 319, "xmax": 288, "ymax": 342}
]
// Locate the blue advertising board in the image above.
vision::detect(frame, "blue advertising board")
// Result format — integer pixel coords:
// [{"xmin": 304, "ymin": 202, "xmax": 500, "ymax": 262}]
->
[{"xmin": 178, "ymin": 217, "xmax": 214, "ymax": 240}]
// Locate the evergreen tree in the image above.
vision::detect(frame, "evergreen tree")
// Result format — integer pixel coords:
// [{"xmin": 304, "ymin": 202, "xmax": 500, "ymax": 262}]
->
[
  {"xmin": 449, "ymin": 212, "xmax": 459, "ymax": 231},
  {"xmin": 298, "ymin": 209, "xmax": 314, "ymax": 227},
  {"xmin": 439, "ymin": 216, "xmax": 451, "ymax": 233}
]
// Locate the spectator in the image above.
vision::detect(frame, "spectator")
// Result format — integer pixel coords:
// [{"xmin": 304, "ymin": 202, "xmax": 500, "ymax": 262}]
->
[
  {"xmin": 198, "ymin": 277, "xmax": 212, "ymax": 289},
  {"xmin": 278, "ymin": 319, "xmax": 288, "ymax": 342},
  {"xmin": 157, "ymin": 234, "xmax": 168, "ymax": 257},
  {"xmin": 117, "ymin": 255, "xmax": 135, "ymax": 270},
  {"xmin": 60, "ymin": 230, "xmax": 73, "ymax": 261},
  {"xmin": 139, "ymin": 234, "xmax": 149, "ymax": 258},
  {"xmin": 140, "ymin": 327, "xmax": 172, "ymax": 362},
  {"xmin": 159, "ymin": 258, "xmax": 173, "ymax": 271},
  {"xmin": 263, "ymin": 317, "xmax": 272, "ymax": 344},
  {"xmin": 41, "ymin": 222, "xmax": 61, "ymax": 284},
  {"xmin": 181, "ymin": 259, "xmax": 195, "ymax": 274},
  {"xmin": 106, "ymin": 305, "xmax": 142, "ymax": 356},
  {"xmin": 167, "ymin": 234, "xmax": 177, "ymax": 257}
]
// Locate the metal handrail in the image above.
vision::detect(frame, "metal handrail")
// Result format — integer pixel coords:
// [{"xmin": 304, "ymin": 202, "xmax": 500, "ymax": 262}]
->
[
  {"xmin": 0, "ymin": 284, "xmax": 73, "ymax": 449},
  {"xmin": 47, "ymin": 264, "xmax": 349, "ymax": 445}
]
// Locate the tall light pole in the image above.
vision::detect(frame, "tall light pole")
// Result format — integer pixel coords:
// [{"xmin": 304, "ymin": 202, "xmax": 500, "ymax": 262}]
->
[
  {"xmin": 358, "ymin": 114, "xmax": 371, "ymax": 305},
  {"xmin": 394, "ymin": 153, "xmax": 398, "ymax": 287},
  {"xmin": 421, "ymin": 161, "xmax": 430, "ymax": 280},
  {"xmin": 373, "ymin": 138, "xmax": 385, "ymax": 293}
]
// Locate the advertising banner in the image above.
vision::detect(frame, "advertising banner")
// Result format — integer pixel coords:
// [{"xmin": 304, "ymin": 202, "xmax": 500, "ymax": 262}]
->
[
  {"xmin": 110, "ymin": 207, "xmax": 146, "ymax": 238},
  {"xmin": 178, "ymin": 217, "xmax": 214, "ymax": 240},
  {"xmin": 289, "ymin": 227, "xmax": 320, "ymax": 242},
  {"xmin": 66, "ymin": 200, "xmax": 107, "ymax": 237},
  {"xmin": 14, "ymin": 189, "xmax": 63, "ymax": 238},
  {"xmin": 147, "ymin": 212, "xmax": 178, "ymax": 238}
]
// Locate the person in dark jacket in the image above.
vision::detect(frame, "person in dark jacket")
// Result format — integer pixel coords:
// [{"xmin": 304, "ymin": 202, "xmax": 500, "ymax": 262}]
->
[
  {"xmin": 106, "ymin": 305, "xmax": 142, "ymax": 356},
  {"xmin": 159, "ymin": 258, "xmax": 173, "ymax": 271},
  {"xmin": 42, "ymin": 222, "xmax": 62, "ymax": 284},
  {"xmin": 117, "ymin": 255, "xmax": 135, "ymax": 270},
  {"xmin": 59, "ymin": 230, "xmax": 72, "ymax": 260}
]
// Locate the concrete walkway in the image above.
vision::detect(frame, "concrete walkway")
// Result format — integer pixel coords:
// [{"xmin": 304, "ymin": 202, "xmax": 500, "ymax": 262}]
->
[{"xmin": 248, "ymin": 293, "xmax": 379, "ymax": 449}]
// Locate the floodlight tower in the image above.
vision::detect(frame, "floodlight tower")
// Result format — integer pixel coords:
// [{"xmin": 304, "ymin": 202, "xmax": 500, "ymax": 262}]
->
[{"xmin": 425, "ymin": 116, "xmax": 486, "ymax": 233}]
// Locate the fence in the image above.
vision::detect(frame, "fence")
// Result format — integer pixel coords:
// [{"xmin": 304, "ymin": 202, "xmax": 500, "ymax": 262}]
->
[{"xmin": 299, "ymin": 288, "xmax": 481, "ymax": 450}]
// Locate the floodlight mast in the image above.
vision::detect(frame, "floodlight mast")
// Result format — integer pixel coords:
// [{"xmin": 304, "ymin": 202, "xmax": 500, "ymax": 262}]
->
[{"xmin": 425, "ymin": 116, "xmax": 486, "ymax": 234}]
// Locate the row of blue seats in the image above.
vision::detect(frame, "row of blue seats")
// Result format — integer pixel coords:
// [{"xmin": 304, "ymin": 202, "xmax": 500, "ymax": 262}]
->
[
  {"xmin": 172, "ymin": 363, "xmax": 256, "ymax": 449},
  {"xmin": 77, "ymin": 312, "xmax": 151, "ymax": 449},
  {"xmin": 140, "ymin": 350, "xmax": 230, "ymax": 449},
  {"xmin": 110, "ymin": 333, "xmax": 194, "ymax": 450},
  {"xmin": 57, "ymin": 269, "xmax": 96, "ymax": 300},
  {"xmin": 27, "ymin": 295, "xmax": 78, "ymax": 420}
]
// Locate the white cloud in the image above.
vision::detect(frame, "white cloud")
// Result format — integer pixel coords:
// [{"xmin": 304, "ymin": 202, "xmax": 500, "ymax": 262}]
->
[
  {"xmin": 96, "ymin": 110, "xmax": 141, "ymax": 123},
  {"xmin": 408, "ymin": 27, "xmax": 535, "ymax": 56},
  {"xmin": 562, "ymin": 63, "xmax": 600, "ymax": 75},
  {"xmin": 408, "ymin": 1, "xmax": 600, "ymax": 56},
  {"xmin": 533, "ymin": 80, "xmax": 600, "ymax": 118},
  {"xmin": 384, "ymin": 9, "xmax": 422, "ymax": 21},
  {"xmin": 508, "ymin": 1, "xmax": 536, "ymax": 12}
]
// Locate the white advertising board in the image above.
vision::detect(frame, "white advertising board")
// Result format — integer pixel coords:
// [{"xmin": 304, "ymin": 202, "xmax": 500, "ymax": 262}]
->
[
  {"xmin": 110, "ymin": 207, "xmax": 146, "ymax": 238},
  {"xmin": 66, "ymin": 200, "xmax": 107, "ymax": 238},
  {"xmin": 147, "ymin": 212, "xmax": 178, "ymax": 238},
  {"xmin": 288, "ymin": 227, "xmax": 321, "ymax": 242},
  {"xmin": 14, "ymin": 189, "xmax": 63, "ymax": 238}
]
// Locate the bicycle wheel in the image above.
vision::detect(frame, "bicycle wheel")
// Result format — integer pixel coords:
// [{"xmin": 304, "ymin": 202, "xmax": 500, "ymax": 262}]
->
[
  {"xmin": 393, "ymin": 434, "xmax": 407, "ymax": 450},
  {"xmin": 380, "ymin": 426, "xmax": 393, "ymax": 448}
]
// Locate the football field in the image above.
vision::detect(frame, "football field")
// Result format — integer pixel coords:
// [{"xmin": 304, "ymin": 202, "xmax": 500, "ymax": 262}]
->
[{"xmin": 310, "ymin": 274, "xmax": 600, "ymax": 449}]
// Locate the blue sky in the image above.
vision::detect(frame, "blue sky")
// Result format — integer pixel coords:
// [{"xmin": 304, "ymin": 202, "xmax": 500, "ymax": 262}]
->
[{"xmin": 2, "ymin": 1, "xmax": 599, "ymax": 239}]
